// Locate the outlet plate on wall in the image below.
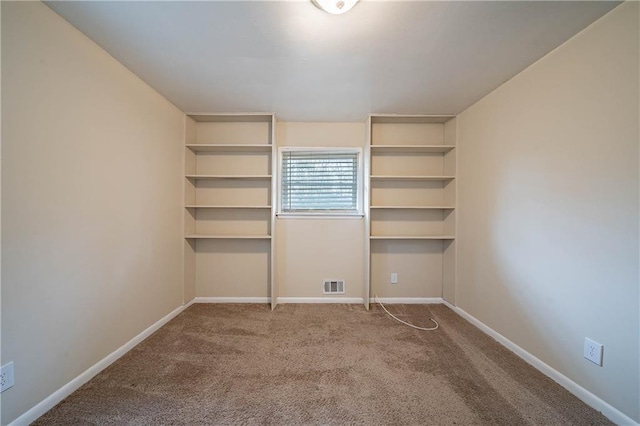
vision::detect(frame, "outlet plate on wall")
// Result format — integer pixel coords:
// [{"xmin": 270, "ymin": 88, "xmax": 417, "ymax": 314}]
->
[
  {"xmin": 584, "ymin": 338, "xmax": 603, "ymax": 366},
  {"xmin": 390, "ymin": 273, "xmax": 398, "ymax": 284},
  {"xmin": 1, "ymin": 362, "xmax": 15, "ymax": 392}
]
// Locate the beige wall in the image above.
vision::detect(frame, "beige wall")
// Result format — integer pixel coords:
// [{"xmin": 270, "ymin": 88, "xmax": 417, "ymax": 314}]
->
[
  {"xmin": 276, "ymin": 122, "xmax": 365, "ymax": 299},
  {"xmin": 456, "ymin": 2, "xmax": 639, "ymax": 422},
  {"xmin": 1, "ymin": 3, "xmax": 185, "ymax": 424}
]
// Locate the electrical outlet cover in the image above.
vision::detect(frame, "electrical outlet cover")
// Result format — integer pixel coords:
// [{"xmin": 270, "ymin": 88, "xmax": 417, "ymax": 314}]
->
[
  {"xmin": 1, "ymin": 362, "xmax": 15, "ymax": 392},
  {"xmin": 584, "ymin": 338, "xmax": 603, "ymax": 366}
]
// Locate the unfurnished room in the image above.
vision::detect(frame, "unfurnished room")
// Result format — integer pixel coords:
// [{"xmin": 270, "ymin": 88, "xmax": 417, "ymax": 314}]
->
[{"xmin": 1, "ymin": 1, "xmax": 639, "ymax": 425}]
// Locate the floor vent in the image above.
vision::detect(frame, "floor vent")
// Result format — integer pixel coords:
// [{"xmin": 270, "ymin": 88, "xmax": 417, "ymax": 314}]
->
[{"xmin": 323, "ymin": 280, "xmax": 345, "ymax": 294}]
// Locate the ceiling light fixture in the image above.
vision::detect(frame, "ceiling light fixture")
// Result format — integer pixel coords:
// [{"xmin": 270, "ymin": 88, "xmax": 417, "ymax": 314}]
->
[{"xmin": 311, "ymin": 0, "xmax": 360, "ymax": 15}]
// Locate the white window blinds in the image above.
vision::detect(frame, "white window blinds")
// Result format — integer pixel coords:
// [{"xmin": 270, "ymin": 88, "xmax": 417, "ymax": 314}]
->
[{"xmin": 281, "ymin": 150, "xmax": 360, "ymax": 213}]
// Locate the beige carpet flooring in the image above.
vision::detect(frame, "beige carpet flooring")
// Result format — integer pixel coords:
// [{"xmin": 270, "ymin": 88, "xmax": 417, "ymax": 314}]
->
[{"xmin": 35, "ymin": 304, "xmax": 612, "ymax": 425}]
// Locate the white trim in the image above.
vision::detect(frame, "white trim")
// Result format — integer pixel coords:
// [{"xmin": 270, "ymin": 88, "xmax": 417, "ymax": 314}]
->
[
  {"xmin": 442, "ymin": 302, "xmax": 638, "ymax": 426},
  {"xmin": 270, "ymin": 114, "xmax": 278, "ymax": 311},
  {"xmin": 277, "ymin": 297, "xmax": 364, "ymax": 304},
  {"xmin": 8, "ymin": 302, "xmax": 192, "ymax": 426},
  {"xmin": 194, "ymin": 297, "xmax": 270, "ymax": 304},
  {"xmin": 370, "ymin": 297, "xmax": 444, "ymax": 304},
  {"xmin": 363, "ymin": 115, "xmax": 372, "ymax": 311}
]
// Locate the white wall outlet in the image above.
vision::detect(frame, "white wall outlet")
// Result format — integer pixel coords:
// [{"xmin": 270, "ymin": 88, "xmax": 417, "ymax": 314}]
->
[
  {"xmin": 584, "ymin": 338, "xmax": 603, "ymax": 366},
  {"xmin": 1, "ymin": 362, "xmax": 15, "ymax": 392},
  {"xmin": 390, "ymin": 273, "xmax": 398, "ymax": 284}
]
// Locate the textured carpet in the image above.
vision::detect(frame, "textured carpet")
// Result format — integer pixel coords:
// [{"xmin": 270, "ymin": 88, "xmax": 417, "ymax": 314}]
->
[{"xmin": 35, "ymin": 304, "xmax": 612, "ymax": 425}]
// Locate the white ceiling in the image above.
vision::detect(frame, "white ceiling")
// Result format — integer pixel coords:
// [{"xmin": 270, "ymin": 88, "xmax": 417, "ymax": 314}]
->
[{"xmin": 46, "ymin": 1, "xmax": 620, "ymax": 121}]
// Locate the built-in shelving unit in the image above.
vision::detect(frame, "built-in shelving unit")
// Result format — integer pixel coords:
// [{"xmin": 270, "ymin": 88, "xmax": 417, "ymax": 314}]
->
[
  {"xmin": 364, "ymin": 114, "xmax": 457, "ymax": 308},
  {"xmin": 184, "ymin": 113, "xmax": 277, "ymax": 309}
]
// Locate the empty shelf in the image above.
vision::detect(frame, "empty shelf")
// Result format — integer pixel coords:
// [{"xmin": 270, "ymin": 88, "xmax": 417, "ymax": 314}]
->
[
  {"xmin": 185, "ymin": 205, "xmax": 271, "ymax": 209},
  {"xmin": 185, "ymin": 234, "xmax": 272, "ymax": 239},
  {"xmin": 370, "ymin": 205, "xmax": 455, "ymax": 210},
  {"xmin": 370, "ymin": 235, "xmax": 455, "ymax": 240},
  {"xmin": 185, "ymin": 174, "xmax": 272, "ymax": 180},
  {"xmin": 186, "ymin": 144, "xmax": 272, "ymax": 153},
  {"xmin": 370, "ymin": 175, "xmax": 455, "ymax": 181},
  {"xmin": 370, "ymin": 115, "xmax": 455, "ymax": 124},
  {"xmin": 370, "ymin": 145, "xmax": 455, "ymax": 153},
  {"xmin": 187, "ymin": 114, "xmax": 273, "ymax": 123}
]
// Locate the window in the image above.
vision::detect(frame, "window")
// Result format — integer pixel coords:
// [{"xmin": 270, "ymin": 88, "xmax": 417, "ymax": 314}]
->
[{"xmin": 279, "ymin": 148, "xmax": 363, "ymax": 216}]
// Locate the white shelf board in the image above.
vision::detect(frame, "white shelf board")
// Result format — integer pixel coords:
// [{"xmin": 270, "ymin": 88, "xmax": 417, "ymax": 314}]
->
[
  {"xmin": 185, "ymin": 174, "xmax": 272, "ymax": 180},
  {"xmin": 185, "ymin": 205, "xmax": 271, "ymax": 209},
  {"xmin": 186, "ymin": 113, "xmax": 273, "ymax": 123},
  {"xmin": 370, "ymin": 235, "xmax": 456, "ymax": 240},
  {"xmin": 370, "ymin": 145, "xmax": 455, "ymax": 153},
  {"xmin": 185, "ymin": 234, "xmax": 272, "ymax": 239},
  {"xmin": 186, "ymin": 144, "xmax": 272, "ymax": 153},
  {"xmin": 370, "ymin": 205, "xmax": 455, "ymax": 210},
  {"xmin": 370, "ymin": 114, "xmax": 455, "ymax": 124},
  {"xmin": 370, "ymin": 175, "xmax": 455, "ymax": 181}
]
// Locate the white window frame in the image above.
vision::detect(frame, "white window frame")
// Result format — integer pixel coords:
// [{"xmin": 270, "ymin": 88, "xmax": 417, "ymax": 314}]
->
[{"xmin": 277, "ymin": 147, "xmax": 364, "ymax": 218}]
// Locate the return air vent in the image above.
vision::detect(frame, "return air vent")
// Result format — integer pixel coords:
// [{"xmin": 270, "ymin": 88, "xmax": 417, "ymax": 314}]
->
[{"xmin": 323, "ymin": 279, "xmax": 345, "ymax": 294}]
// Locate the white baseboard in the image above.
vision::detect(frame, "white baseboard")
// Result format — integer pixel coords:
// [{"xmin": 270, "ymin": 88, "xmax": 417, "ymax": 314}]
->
[
  {"xmin": 442, "ymin": 301, "xmax": 638, "ymax": 426},
  {"xmin": 370, "ymin": 297, "xmax": 444, "ymax": 304},
  {"xmin": 191, "ymin": 297, "xmax": 445, "ymax": 305},
  {"xmin": 194, "ymin": 297, "xmax": 270, "ymax": 303},
  {"xmin": 9, "ymin": 301, "xmax": 192, "ymax": 426},
  {"xmin": 277, "ymin": 297, "xmax": 364, "ymax": 304}
]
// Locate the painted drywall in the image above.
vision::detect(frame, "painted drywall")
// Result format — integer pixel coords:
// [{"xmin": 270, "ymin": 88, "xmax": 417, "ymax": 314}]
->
[
  {"xmin": 1, "ymin": 2, "xmax": 185, "ymax": 424},
  {"xmin": 276, "ymin": 122, "xmax": 365, "ymax": 299},
  {"xmin": 456, "ymin": 2, "xmax": 639, "ymax": 422}
]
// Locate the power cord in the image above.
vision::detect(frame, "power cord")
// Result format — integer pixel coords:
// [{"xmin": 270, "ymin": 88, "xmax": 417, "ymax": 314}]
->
[{"xmin": 374, "ymin": 294, "xmax": 439, "ymax": 331}]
